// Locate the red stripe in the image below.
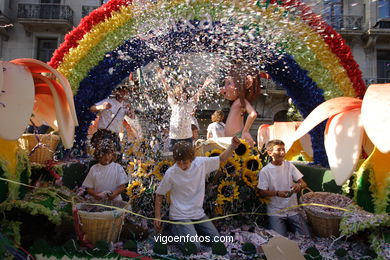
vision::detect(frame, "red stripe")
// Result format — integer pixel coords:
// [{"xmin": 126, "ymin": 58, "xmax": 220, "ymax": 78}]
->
[{"xmin": 48, "ymin": 0, "xmax": 131, "ymax": 68}]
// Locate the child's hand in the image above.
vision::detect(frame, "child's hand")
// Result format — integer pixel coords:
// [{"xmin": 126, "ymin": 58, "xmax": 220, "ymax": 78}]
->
[
  {"xmin": 154, "ymin": 218, "xmax": 162, "ymax": 232},
  {"xmin": 241, "ymin": 131, "xmax": 255, "ymax": 146},
  {"xmin": 231, "ymin": 136, "xmax": 241, "ymax": 149},
  {"xmin": 291, "ymin": 183, "xmax": 302, "ymax": 193},
  {"xmin": 101, "ymin": 102, "xmax": 112, "ymax": 110},
  {"xmin": 94, "ymin": 192, "xmax": 107, "ymax": 200}
]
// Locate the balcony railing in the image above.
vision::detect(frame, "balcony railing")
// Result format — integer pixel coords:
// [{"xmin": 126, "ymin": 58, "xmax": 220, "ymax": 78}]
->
[
  {"xmin": 17, "ymin": 3, "xmax": 73, "ymax": 24},
  {"xmin": 82, "ymin": 5, "xmax": 99, "ymax": 18},
  {"xmin": 324, "ymin": 15, "xmax": 363, "ymax": 31}
]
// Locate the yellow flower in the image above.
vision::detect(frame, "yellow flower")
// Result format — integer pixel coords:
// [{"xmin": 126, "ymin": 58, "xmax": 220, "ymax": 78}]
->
[
  {"xmin": 242, "ymin": 169, "xmax": 258, "ymax": 189},
  {"xmin": 242, "ymin": 155, "xmax": 262, "ymax": 174},
  {"xmin": 127, "ymin": 161, "xmax": 136, "ymax": 175},
  {"xmin": 217, "ymin": 180, "xmax": 240, "ymax": 203},
  {"xmin": 215, "ymin": 205, "xmax": 224, "ymax": 215},
  {"xmin": 151, "ymin": 160, "xmax": 173, "ymax": 180},
  {"xmin": 221, "ymin": 157, "xmax": 241, "ymax": 176},
  {"xmin": 126, "ymin": 180, "xmax": 146, "ymax": 200},
  {"xmin": 234, "ymin": 139, "xmax": 251, "ymax": 158},
  {"xmin": 205, "ymin": 149, "xmax": 223, "ymax": 157},
  {"xmin": 137, "ymin": 161, "xmax": 154, "ymax": 177},
  {"xmin": 255, "ymin": 189, "xmax": 270, "ymax": 204}
]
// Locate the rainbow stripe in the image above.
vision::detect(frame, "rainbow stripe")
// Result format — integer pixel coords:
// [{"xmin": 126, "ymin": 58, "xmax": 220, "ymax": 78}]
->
[{"xmin": 50, "ymin": 0, "xmax": 366, "ymax": 165}]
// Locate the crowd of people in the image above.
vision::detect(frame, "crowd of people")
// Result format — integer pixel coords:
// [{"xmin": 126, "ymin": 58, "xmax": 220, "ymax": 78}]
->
[{"xmin": 77, "ymin": 61, "xmax": 311, "ymax": 253}]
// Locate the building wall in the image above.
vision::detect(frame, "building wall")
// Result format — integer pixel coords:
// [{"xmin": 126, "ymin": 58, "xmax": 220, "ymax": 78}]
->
[
  {"xmin": 0, "ymin": 0, "xmax": 101, "ymax": 60},
  {"xmin": 1, "ymin": 0, "xmax": 388, "ymax": 139}
]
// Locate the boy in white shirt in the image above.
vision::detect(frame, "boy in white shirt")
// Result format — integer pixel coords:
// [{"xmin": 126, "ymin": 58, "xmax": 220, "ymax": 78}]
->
[
  {"xmin": 82, "ymin": 142, "xmax": 129, "ymax": 201},
  {"xmin": 154, "ymin": 137, "xmax": 241, "ymax": 251},
  {"xmin": 257, "ymin": 139, "xmax": 310, "ymax": 237}
]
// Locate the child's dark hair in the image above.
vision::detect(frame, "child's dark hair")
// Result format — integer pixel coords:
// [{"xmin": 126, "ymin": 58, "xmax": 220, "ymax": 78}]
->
[
  {"xmin": 266, "ymin": 139, "xmax": 285, "ymax": 151},
  {"xmin": 172, "ymin": 142, "xmax": 195, "ymax": 162},
  {"xmin": 94, "ymin": 141, "xmax": 116, "ymax": 161},
  {"xmin": 211, "ymin": 110, "xmax": 224, "ymax": 122}
]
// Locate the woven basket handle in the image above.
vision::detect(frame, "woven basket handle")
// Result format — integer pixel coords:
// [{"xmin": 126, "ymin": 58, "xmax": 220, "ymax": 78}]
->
[{"xmin": 300, "ymin": 187, "xmax": 314, "ymax": 196}]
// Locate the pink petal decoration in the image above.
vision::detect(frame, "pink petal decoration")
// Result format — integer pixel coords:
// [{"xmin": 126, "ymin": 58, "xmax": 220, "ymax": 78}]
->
[
  {"xmin": 325, "ymin": 109, "xmax": 364, "ymax": 185},
  {"xmin": 361, "ymin": 84, "xmax": 390, "ymax": 154},
  {"xmin": 257, "ymin": 124, "xmax": 270, "ymax": 150},
  {"xmin": 33, "ymin": 92, "xmax": 57, "ymax": 129},
  {"xmin": 11, "ymin": 58, "xmax": 78, "ymax": 126},
  {"xmin": 293, "ymin": 97, "xmax": 362, "ymax": 142},
  {"xmin": 33, "ymin": 74, "xmax": 75, "ymax": 148}
]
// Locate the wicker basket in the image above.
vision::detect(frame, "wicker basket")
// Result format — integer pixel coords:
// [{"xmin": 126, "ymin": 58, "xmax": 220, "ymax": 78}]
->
[
  {"xmin": 18, "ymin": 134, "xmax": 60, "ymax": 164},
  {"xmin": 300, "ymin": 189, "xmax": 353, "ymax": 237},
  {"xmin": 195, "ymin": 139, "xmax": 226, "ymax": 156},
  {"xmin": 76, "ymin": 200, "xmax": 129, "ymax": 245}
]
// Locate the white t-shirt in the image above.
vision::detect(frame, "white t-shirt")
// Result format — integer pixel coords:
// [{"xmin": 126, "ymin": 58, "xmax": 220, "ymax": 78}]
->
[
  {"xmin": 207, "ymin": 122, "xmax": 226, "ymax": 139},
  {"xmin": 257, "ymin": 161, "xmax": 303, "ymax": 217},
  {"xmin": 83, "ymin": 162, "xmax": 129, "ymax": 201},
  {"xmin": 95, "ymin": 98, "xmax": 126, "ymax": 134},
  {"xmin": 168, "ymin": 96, "xmax": 196, "ymax": 139},
  {"xmin": 156, "ymin": 156, "xmax": 220, "ymax": 220}
]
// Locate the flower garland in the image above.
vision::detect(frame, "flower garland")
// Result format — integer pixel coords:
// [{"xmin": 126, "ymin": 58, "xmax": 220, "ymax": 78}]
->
[
  {"xmin": 49, "ymin": 0, "xmax": 130, "ymax": 69},
  {"xmin": 266, "ymin": 0, "xmax": 366, "ymax": 97}
]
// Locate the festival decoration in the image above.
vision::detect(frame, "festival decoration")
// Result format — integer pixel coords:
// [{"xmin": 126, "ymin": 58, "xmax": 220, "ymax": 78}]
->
[
  {"xmin": 291, "ymin": 84, "xmax": 390, "ymax": 213},
  {"xmin": 0, "ymin": 59, "xmax": 77, "ymax": 201},
  {"xmin": 257, "ymin": 122, "xmax": 313, "ymax": 161},
  {"xmin": 47, "ymin": 0, "xmax": 365, "ymax": 166}
]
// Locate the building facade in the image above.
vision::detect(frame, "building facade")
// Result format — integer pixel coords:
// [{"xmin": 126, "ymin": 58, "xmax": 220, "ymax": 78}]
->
[{"xmin": 0, "ymin": 0, "xmax": 388, "ymax": 138}]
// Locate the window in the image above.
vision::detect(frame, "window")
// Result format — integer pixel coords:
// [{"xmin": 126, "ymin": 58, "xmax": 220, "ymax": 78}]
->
[
  {"xmin": 324, "ymin": 0, "xmax": 343, "ymax": 29},
  {"xmin": 41, "ymin": 0, "xmax": 60, "ymax": 3},
  {"xmin": 37, "ymin": 38, "xmax": 57, "ymax": 62},
  {"xmin": 377, "ymin": 50, "xmax": 390, "ymax": 83},
  {"xmin": 378, "ymin": 0, "xmax": 390, "ymax": 19}
]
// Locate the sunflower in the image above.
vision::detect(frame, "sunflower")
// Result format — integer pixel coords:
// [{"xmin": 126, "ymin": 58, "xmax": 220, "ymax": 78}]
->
[
  {"xmin": 234, "ymin": 139, "xmax": 251, "ymax": 158},
  {"xmin": 126, "ymin": 180, "xmax": 146, "ymax": 200},
  {"xmin": 242, "ymin": 169, "xmax": 258, "ymax": 189},
  {"xmin": 151, "ymin": 160, "xmax": 173, "ymax": 180},
  {"xmin": 137, "ymin": 161, "xmax": 154, "ymax": 177},
  {"xmin": 126, "ymin": 144, "xmax": 135, "ymax": 157},
  {"xmin": 215, "ymin": 205, "xmax": 224, "ymax": 215},
  {"xmin": 127, "ymin": 161, "xmax": 136, "ymax": 175},
  {"xmin": 205, "ymin": 149, "xmax": 223, "ymax": 157},
  {"xmin": 255, "ymin": 189, "xmax": 270, "ymax": 204},
  {"xmin": 242, "ymin": 155, "xmax": 262, "ymax": 174},
  {"xmin": 221, "ymin": 157, "xmax": 241, "ymax": 176},
  {"xmin": 216, "ymin": 180, "xmax": 240, "ymax": 203}
]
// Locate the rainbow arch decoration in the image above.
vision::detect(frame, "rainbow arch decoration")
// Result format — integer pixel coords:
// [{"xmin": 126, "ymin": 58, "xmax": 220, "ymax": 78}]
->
[{"xmin": 49, "ymin": 0, "xmax": 366, "ymax": 166}]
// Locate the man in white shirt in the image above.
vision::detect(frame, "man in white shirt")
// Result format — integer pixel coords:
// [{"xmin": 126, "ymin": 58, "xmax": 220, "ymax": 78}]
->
[
  {"xmin": 154, "ymin": 137, "xmax": 241, "ymax": 251},
  {"xmin": 89, "ymin": 86, "xmax": 134, "ymax": 152}
]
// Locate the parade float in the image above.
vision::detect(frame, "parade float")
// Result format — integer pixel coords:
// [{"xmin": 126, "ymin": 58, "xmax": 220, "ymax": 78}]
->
[{"xmin": 0, "ymin": 0, "xmax": 389, "ymax": 259}]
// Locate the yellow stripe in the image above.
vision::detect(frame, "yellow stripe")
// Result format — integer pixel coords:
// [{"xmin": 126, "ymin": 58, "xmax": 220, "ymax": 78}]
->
[{"xmin": 0, "ymin": 176, "xmax": 350, "ymax": 225}]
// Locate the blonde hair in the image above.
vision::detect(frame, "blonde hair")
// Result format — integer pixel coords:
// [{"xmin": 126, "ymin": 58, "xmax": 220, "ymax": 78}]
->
[{"xmin": 211, "ymin": 110, "xmax": 224, "ymax": 123}]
